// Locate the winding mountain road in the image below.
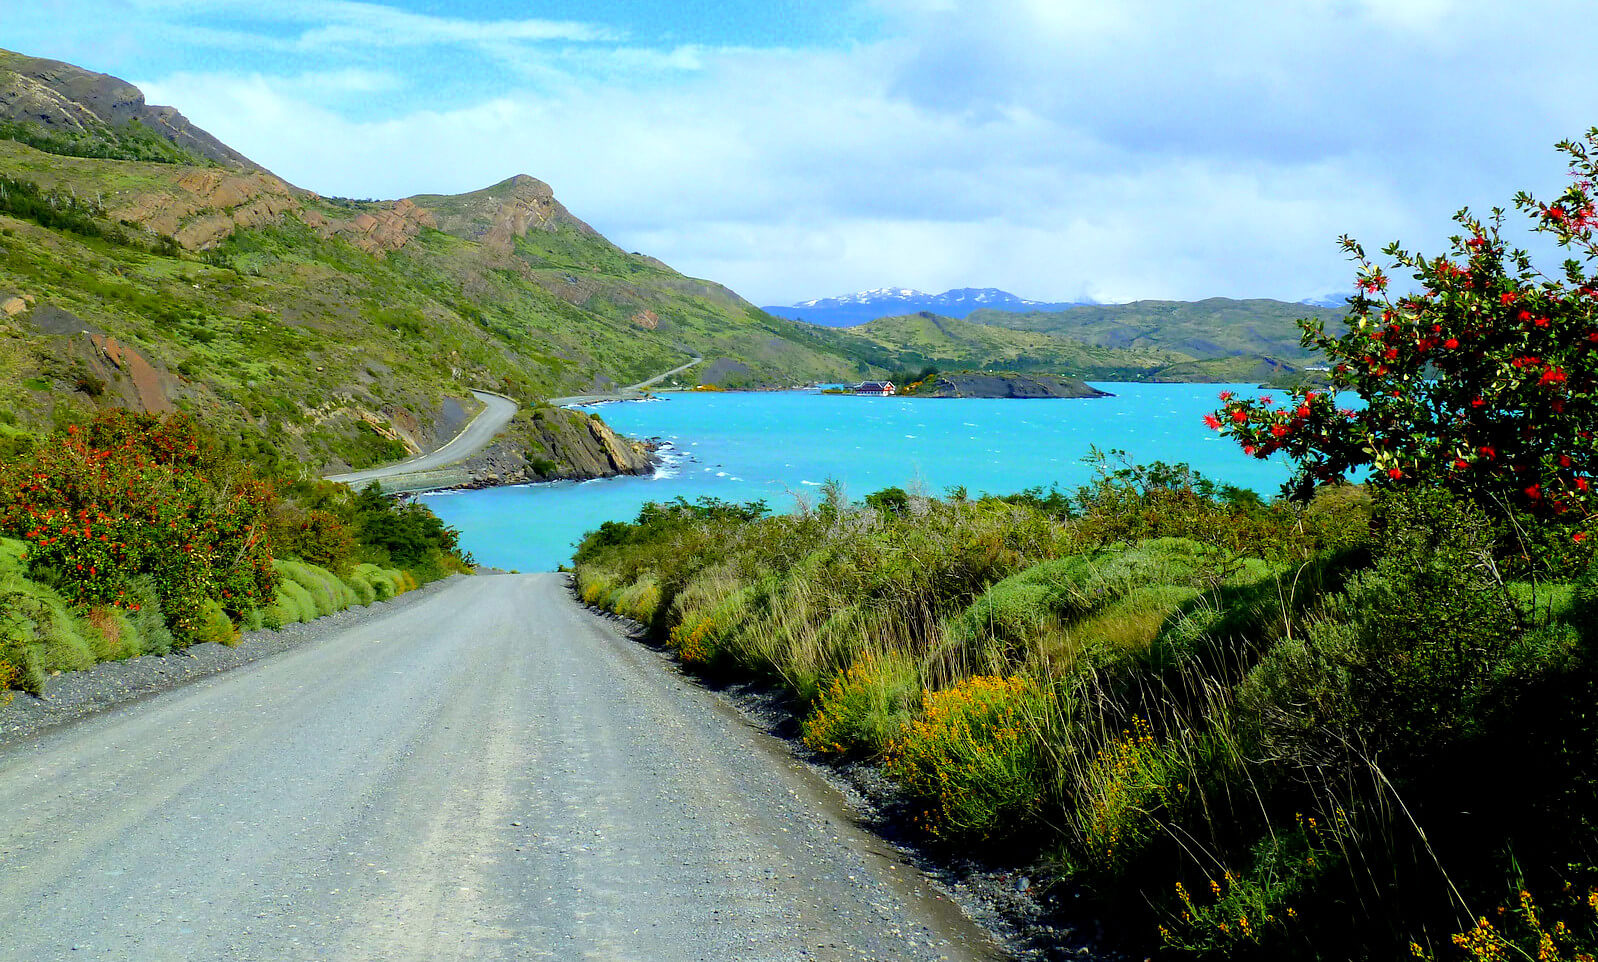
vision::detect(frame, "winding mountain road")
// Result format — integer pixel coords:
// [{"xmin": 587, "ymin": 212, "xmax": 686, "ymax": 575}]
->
[
  {"xmin": 550, "ymin": 355, "xmax": 704, "ymax": 406},
  {"xmin": 324, "ymin": 390, "xmax": 518, "ymax": 488},
  {"xmin": 0, "ymin": 574, "xmax": 1004, "ymax": 962}
]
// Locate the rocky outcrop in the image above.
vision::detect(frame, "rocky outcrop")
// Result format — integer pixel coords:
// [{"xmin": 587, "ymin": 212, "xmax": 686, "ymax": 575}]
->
[
  {"xmin": 21, "ymin": 303, "xmax": 177, "ymax": 414},
  {"xmin": 301, "ymin": 198, "xmax": 438, "ymax": 255},
  {"xmin": 108, "ymin": 169, "xmax": 303, "ymax": 248},
  {"xmin": 462, "ymin": 406, "xmax": 655, "ymax": 487},
  {"xmin": 907, "ymin": 371, "xmax": 1111, "ymax": 399},
  {"xmin": 410, "ymin": 175, "xmax": 602, "ymax": 254},
  {"xmin": 0, "ymin": 47, "xmax": 261, "ymax": 169}
]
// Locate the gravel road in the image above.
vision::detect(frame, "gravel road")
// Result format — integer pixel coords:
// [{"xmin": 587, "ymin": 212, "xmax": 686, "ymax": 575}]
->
[
  {"xmin": 0, "ymin": 573, "xmax": 1006, "ymax": 961},
  {"xmin": 324, "ymin": 390, "xmax": 518, "ymax": 487}
]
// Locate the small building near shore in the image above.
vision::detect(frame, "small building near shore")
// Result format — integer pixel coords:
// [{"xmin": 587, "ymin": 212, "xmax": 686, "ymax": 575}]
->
[{"xmin": 855, "ymin": 381, "xmax": 895, "ymax": 395}]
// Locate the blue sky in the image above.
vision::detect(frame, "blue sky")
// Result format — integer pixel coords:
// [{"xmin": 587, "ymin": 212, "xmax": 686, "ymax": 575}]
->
[{"xmin": 5, "ymin": 1, "xmax": 1596, "ymax": 305}]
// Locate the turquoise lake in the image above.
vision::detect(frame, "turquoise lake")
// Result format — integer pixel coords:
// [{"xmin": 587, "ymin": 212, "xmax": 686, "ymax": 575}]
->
[{"xmin": 421, "ymin": 383, "xmax": 1298, "ymax": 571}]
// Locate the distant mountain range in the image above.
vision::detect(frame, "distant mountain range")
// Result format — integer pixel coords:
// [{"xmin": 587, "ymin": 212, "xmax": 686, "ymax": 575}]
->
[
  {"xmin": 767, "ymin": 286, "xmax": 1352, "ymax": 328},
  {"xmin": 763, "ymin": 287, "xmax": 1090, "ymax": 327}
]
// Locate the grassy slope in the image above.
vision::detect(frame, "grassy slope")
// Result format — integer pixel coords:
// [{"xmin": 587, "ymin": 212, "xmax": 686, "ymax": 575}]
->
[
  {"xmin": 966, "ymin": 297, "xmax": 1345, "ymax": 364},
  {"xmin": 0, "ymin": 138, "xmax": 865, "ymax": 470},
  {"xmin": 827, "ymin": 311, "xmax": 1193, "ymax": 380}
]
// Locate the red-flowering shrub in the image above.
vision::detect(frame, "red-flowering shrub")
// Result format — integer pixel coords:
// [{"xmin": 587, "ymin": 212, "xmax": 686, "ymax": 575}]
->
[
  {"xmin": 0, "ymin": 411, "xmax": 277, "ymax": 643},
  {"xmin": 1209, "ymin": 129, "xmax": 1598, "ymax": 551}
]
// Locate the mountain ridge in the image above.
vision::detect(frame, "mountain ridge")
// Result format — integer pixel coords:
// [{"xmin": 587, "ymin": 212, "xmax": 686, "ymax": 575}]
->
[
  {"xmin": 764, "ymin": 286, "xmax": 1090, "ymax": 326},
  {"xmin": 0, "ymin": 49, "xmax": 868, "ymax": 481}
]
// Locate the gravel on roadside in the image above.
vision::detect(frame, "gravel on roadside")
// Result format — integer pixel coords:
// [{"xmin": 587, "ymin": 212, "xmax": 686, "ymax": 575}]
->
[{"xmin": 0, "ymin": 573, "xmax": 468, "ymax": 747}]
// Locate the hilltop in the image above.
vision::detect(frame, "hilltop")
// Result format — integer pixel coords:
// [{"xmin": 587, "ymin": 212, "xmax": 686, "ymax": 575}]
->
[
  {"xmin": 965, "ymin": 297, "xmax": 1344, "ymax": 363},
  {"xmin": 0, "ymin": 49, "xmax": 867, "ymax": 477},
  {"xmin": 826, "ymin": 311, "xmax": 1314, "ymax": 382}
]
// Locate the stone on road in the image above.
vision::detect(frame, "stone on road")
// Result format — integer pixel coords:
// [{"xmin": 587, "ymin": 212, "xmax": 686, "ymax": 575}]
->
[{"xmin": 0, "ymin": 574, "xmax": 1004, "ymax": 962}]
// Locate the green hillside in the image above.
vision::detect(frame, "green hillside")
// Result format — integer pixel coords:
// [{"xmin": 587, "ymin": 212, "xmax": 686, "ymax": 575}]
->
[
  {"xmin": 828, "ymin": 311, "xmax": 1192, "ymax": 380},
  {"xmin": 966, "ymin": 297, "xmax": 1344, "ymax": 363},
  {"xmin": 0, "ymin": 51, "xmax": 868, "ymax": 473}
]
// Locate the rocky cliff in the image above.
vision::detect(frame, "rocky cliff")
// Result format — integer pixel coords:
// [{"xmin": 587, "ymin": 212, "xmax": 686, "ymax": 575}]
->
[
  {"xmin": 462, "ymin": 406, "xmax": 655, "ymax": 486},
  {"xmin": 0, "ymin": 48, "xmax": 261, "ymax": 169}
]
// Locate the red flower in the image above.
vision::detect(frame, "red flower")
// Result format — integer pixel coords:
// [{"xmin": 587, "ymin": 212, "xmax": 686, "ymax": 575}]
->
[
  {"xmin": 1388, "ymin": 467, "xmax": 1403, "ymax": 480},
  {"xmin": 1231, "ymin": 409, "xmax": 1248, "ymax": 423},
  {"xmin": 1525, "ymin": 484, "xmax": 1542, "ymax": 499},
  {"xmin": 1243, "ymin": 444, "xmax": 1256, "ymax": 456},
  {"xmin": 1217, "ymin": 391, "xmax": 1234, "ymax": 401},
  {"xmin": 1270, "ymin": 424, "xmax": 1288, "ymax": 438},
  {"xmin": 1453, "ymin": 459, "xmax": 1469, "ymax": 470},
  {"xmin": 1576, "ymin": 532, "xmax": 1588, "ymax": 544},
  {"xmin": 1203, "ymin": 414, "xmax": 1223, "ymax": 430},
  {"xmin": 1444, "ymin": 338, "xmax": 1459, "ymax": 349},
  {"xmin": 1500, "ymin": 291, "xmax": 1518, "ymax": 305}
]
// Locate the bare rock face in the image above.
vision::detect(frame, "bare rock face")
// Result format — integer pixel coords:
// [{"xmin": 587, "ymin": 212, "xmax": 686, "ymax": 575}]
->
[
  {"xmin": 464, "ymin": 406, "xmax": 654, "ymax": 486},
  {"xmin": 326, "ymin": 198, "xmax": 438, "ymax": 254},
  {"xmin": 0, "ymin": 47, "xmax": 262, "ymax": 169},
  {"xmin": 410, "ymin": 174, "xmax": 603, "ymax": 254},
  {"xmin": 22, "ymin": 303, "xmax": 178, "ymax": 414},
  {"xmin": 110, "ymin": 169, "xmax": 304, "ymax": 248}
]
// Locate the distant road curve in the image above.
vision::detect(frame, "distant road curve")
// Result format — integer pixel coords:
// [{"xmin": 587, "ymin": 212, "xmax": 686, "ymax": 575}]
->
[
  {"xmin": 325, "ymin": 389, "xmax": 517, "ymax": 487},
  {"xmin": 550, "ymin": 355, "xmax": 703, "ymax": 406}
]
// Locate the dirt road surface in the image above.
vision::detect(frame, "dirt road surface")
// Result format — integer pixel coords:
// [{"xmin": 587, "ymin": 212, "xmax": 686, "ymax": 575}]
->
[
  {"xmin": 324, "ymin": 390, "xmax": 517, "ymax": 487},
  {"xmin": 0, "ymin": 573, "xmax": 1005, "ymax": 961}
]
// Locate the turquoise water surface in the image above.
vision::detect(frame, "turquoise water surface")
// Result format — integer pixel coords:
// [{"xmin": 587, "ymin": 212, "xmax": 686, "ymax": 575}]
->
[{"xmin": 421, "ymin": 383, "xmax": 1297, "ymax": 571}]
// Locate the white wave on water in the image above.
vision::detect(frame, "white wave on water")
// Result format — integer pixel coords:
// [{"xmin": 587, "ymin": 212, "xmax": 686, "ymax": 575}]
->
[{"xmin": 801, "ymin": 480, "xmax": 822, "ymax": 486}]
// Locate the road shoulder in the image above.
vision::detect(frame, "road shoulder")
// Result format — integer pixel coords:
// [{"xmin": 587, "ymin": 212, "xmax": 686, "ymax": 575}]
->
[{"xmin": 0, "ymin": 574, "xmax": 468, "ymax": 747}]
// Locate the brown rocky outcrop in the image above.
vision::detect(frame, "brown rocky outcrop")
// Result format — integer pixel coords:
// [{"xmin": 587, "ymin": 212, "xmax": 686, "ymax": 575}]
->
[
  {"xmin": 410, "ymin": 174, "xmax": 602, "ymax": 255},
  {"xmin": 86, "ymin": 332, "xmax": 175, "ymax": 414},
  {"xmin": 322, "ymin": 198, "xmax": 438, "ymax": 254}
]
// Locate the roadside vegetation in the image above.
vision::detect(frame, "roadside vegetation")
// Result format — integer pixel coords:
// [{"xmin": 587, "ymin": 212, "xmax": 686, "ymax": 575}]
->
[
  {"xmin": 0, "ymin": 409, "xmax": 469, "ymax": 698},
  {"xmin": 572, "ymin": 132, "xmax": 1598, "ymax": 960}
]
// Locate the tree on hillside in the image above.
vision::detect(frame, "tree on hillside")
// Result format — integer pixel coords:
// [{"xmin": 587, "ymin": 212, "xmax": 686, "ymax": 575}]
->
[{"xmin": 1207, "ymin": 128, "xmax": 1598, "ymax": 549}]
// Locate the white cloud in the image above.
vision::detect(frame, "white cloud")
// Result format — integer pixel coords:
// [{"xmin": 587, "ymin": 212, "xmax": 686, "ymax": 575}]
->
[
  {"xmin": 291, "ymin": 2, "xmax": 618, "ymax": 49},
  {"xmin": 130, "ymin": 0, "xmax": 1598, "ymax": 305}
]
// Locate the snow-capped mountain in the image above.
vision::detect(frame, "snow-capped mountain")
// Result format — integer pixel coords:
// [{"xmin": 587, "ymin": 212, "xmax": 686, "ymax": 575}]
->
[{"xmin": 764, "ymin": 287, "xmax": 1090, "ymax": 327}]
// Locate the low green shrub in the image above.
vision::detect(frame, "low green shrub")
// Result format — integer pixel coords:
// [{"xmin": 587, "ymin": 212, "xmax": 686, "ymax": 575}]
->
[
  {"xmin": 885, "ymin": 674, "xmax": 1049, "ymax": 841},
  {"xmin": 801, "ymin": 650, "xmax": 920, "ymax": 756},
  {"xmin": 191, "ymin": 599, "xmax": 238, "ymax": 646}
]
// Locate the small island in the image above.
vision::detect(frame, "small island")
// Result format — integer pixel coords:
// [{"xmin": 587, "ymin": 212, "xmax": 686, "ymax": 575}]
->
[{"xmin": 899, "ymin": 370, "xmax": 1112, "ymax": 399}]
